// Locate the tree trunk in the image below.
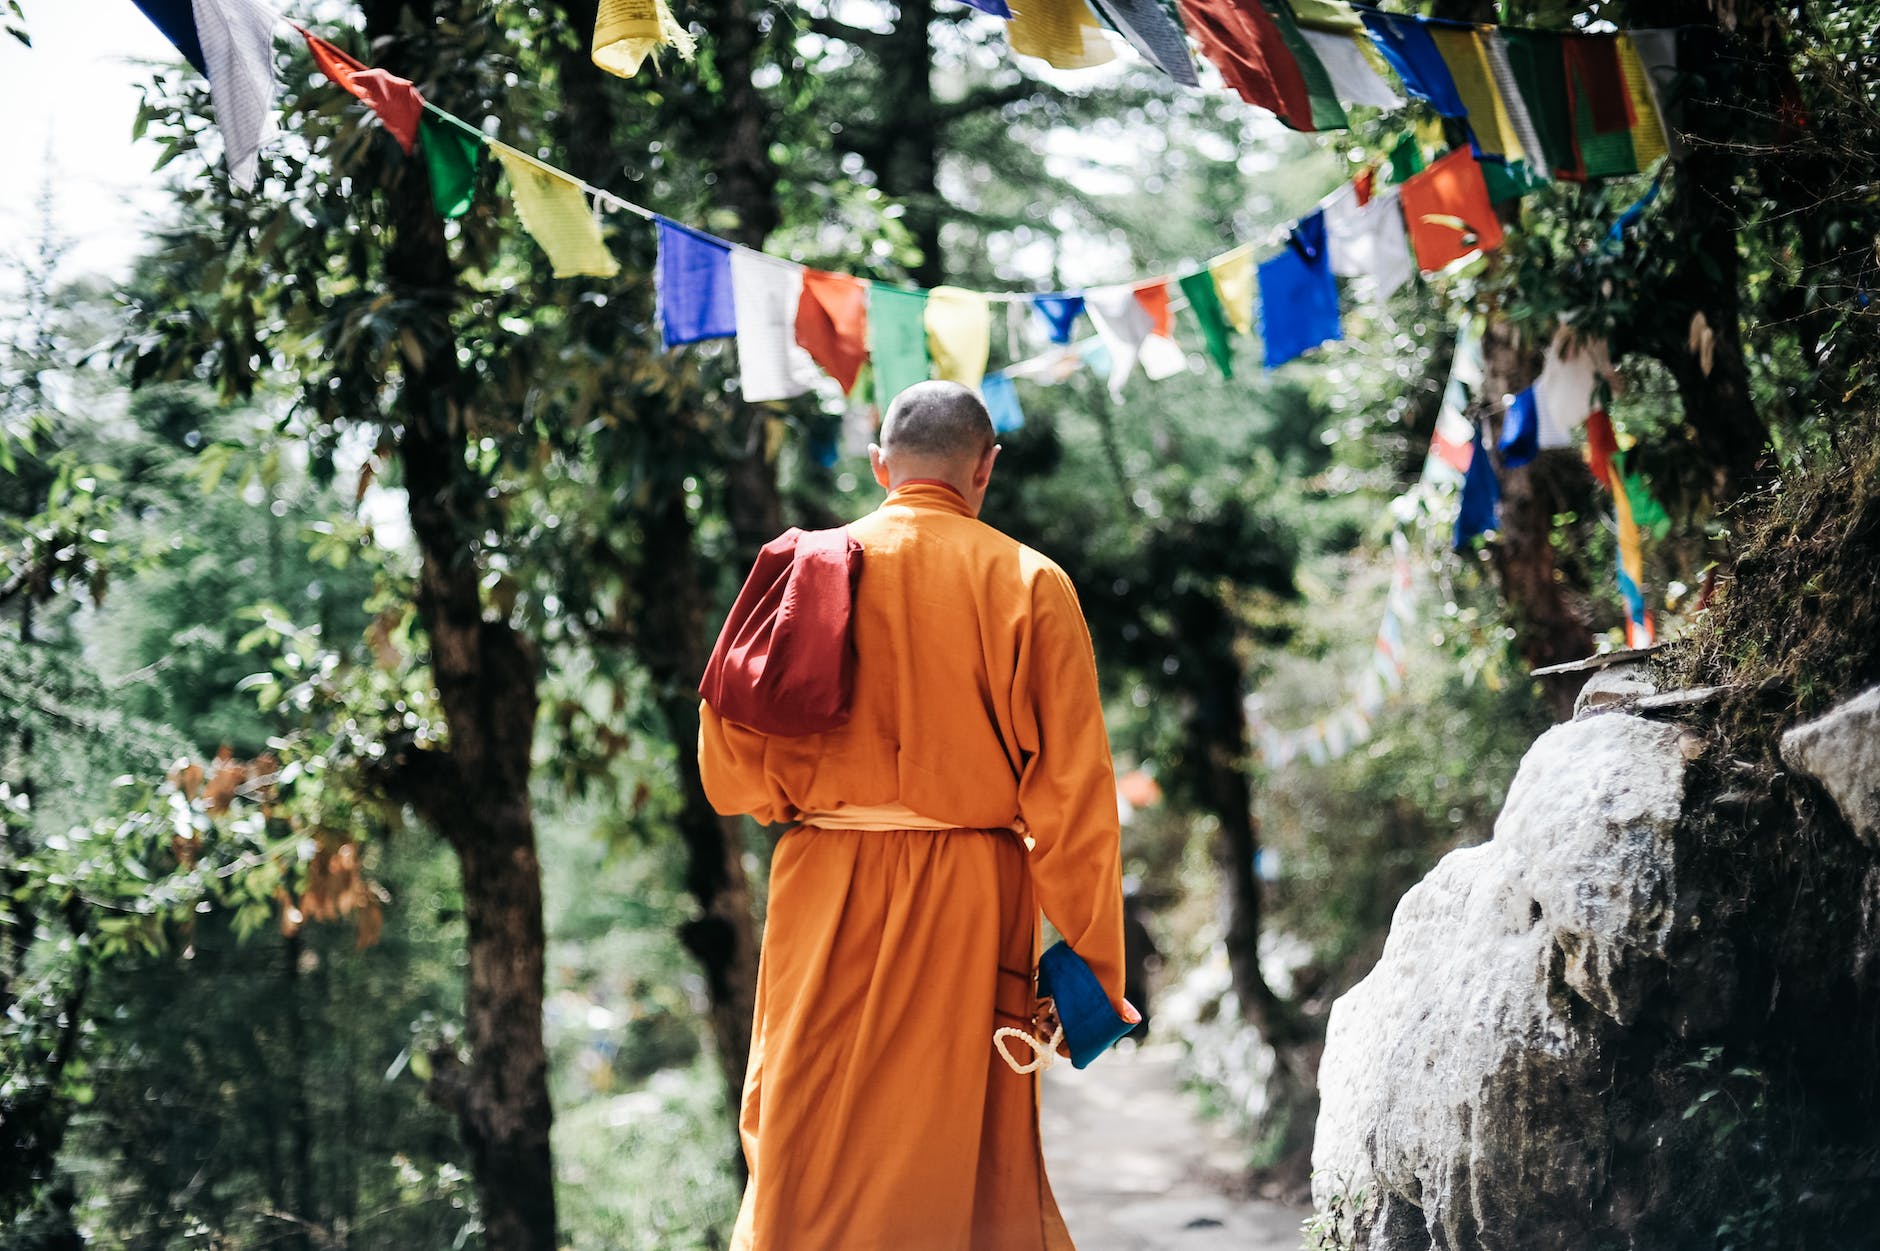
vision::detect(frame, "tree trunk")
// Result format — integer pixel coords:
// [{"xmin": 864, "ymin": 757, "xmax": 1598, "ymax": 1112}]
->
[
  {"xmin": 874, "ymin": 0, "xmax": 944, "ymax": 284},
  {"xmin": 363, "ymin": 5, "xmax": 557, "ymax": 1248}
]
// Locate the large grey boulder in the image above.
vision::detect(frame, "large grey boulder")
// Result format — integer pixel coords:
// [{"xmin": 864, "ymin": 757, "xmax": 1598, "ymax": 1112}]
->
[
  {"xmin": 1780, "ymin": 685, "xmax": 1880, "ymax": 848},
  {"xmin": 1312, "ymin": 714, "xmax": 1688, "ymax": 1249}
]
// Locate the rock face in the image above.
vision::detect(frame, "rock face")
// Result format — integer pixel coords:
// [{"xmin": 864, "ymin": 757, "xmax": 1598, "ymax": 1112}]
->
[
  {"xmin": 1311, "ymin": 714, "xmax": 1688, "ymax": 1248},
  {"xmin": 1780, "ymin": 685, "xmax": 1880, "ymax": 848}
]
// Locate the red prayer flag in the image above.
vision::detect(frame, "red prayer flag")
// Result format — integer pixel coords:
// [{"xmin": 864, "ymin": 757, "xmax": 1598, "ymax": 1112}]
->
[
  {"xmin": 1562, "ymin": 35, "xmax": 1637, "ymax": 137},
  {"xmin": 1132, "ymin": 280, "xmax": 1174, "ymax": 338},
  {"xmin": 699, "ymin": 527, "xmax": 863, "ymax": 737},
  {"xmin": 1353, "ymin": 166, "xmax": 1377, "ymax": 208},
  {"xmin": 1398, "ymin": 149, "xmax": 1506, "ymax": 273},
  {"xmin": 1584, "ymin": 407, "xmax": 1620, "ymax": 484},
  {"xmin": 1174, "ymin": 0, "xmax": 1314, "ymax": 130},
  {"xmin": 302, "ymin": 31, "xmax": 425, "ymax": 154},
  {"xmin": 795, "ymin": 269, "xmax": 870, "ymax": 395}
]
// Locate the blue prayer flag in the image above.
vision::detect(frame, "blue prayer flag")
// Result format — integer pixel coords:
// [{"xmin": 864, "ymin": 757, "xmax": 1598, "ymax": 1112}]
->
[
  {"xmin": 656, "ymin": 218, "xmax": 737, "ymax": 348},
  {"xmin": 982, "ymin": 373, "xmax": 1025, "ymax": 434},
  {"xmin": 1499, "ymin": 388, "xmax": 1540, "ymax": 468},
  {"xmin": 1031, "ymin": 294, "xmax": 1086, "ymax": 345},
  {"xmin": 132, "ymin": 0, "xmax": 208, "ymax": 73},
  {"xmin": 1257, "ymin": 209, "xmax": 1342, "ymax": 368},
  {"xmin": 1360, "ymin": 12, "xmax": 1468, "ymax": 118},
  {"xmin": 957, "ymin": 0, "xmax": 1014, "ymax": 16},
  {"xmin": 1454, "ymin": 422, "xmax": 1501, "ymax": 548}
]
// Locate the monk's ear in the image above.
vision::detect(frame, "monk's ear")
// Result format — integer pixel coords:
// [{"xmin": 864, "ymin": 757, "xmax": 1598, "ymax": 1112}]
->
[
  {"xmin": 975, "ymin": 443, "xmax": 1001, "ymax": 488},
  {"xmin": 868, "ymin": 444, "xmax": 891, "ymax": 489}
]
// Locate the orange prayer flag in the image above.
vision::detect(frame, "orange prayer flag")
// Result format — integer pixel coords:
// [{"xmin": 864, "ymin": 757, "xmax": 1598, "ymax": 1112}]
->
[
  {"xmin": 302, "ymin": 31, "xmax": 425, "ymax": 154},
  {"xmin": 1398, "ymin": 148, "xmax": 1505, "ymax": 273},
  {"xmin": 795, "ymin": 269, "xmax": 870, "ymax": 396},
  {"xmin": 1132, "ymin": 280, "xmax": 1174, "ymax": 338}
]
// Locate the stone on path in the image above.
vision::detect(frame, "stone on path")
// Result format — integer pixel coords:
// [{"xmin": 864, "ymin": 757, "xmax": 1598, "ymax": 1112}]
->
[
  {"xmin": 1041, "ymin": 1042, "xmax": 1306, "ymax": 1251},
  {"xmin": 1781, "ymin": 684, "xmax": 1880, "ymax": 847}
]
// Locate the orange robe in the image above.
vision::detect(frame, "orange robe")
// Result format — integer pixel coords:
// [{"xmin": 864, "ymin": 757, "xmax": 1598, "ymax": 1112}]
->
[{"xmin": 700, "ymin": 480, "xmax": 1127, "ymax": 1250}]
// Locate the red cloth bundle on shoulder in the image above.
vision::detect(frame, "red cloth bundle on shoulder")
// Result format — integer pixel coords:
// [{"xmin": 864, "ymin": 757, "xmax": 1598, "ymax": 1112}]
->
[{"xmin": 699, "ymin": 527, "xmax": 863, "ymax": 736}]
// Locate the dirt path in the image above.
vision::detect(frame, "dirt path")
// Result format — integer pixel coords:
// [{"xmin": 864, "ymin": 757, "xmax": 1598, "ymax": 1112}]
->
[{"xmin": 1040, "ymin": 1043, "xmax": 1307, "ymax": 1251}]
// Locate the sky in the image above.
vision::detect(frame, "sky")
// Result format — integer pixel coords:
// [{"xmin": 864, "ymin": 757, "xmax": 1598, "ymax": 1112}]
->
[{"xmin": 0, "ymin": 4, "xmax": 180, "ymax": 289}]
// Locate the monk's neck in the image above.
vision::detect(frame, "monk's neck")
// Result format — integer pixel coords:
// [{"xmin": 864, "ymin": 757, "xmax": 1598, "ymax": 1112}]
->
[{"xmin": 885, "ymin": 478, "xmax": 977, "ymax": 519}]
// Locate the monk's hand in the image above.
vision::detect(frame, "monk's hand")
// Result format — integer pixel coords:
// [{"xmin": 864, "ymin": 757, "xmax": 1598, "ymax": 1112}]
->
[{"xmin": 1121, "ymin": 999, "xmax": 1142, "ymax": 1025}]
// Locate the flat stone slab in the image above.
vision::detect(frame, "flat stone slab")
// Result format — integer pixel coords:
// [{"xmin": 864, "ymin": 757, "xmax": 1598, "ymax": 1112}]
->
[{"xmin": 1531, "ymin": 644, "xmax": 1668, "ymax": 677}]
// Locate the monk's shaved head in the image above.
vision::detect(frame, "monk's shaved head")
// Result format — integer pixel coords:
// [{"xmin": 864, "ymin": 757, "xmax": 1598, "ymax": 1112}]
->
[{"xmin": 880, "ymin": 382, "xmax": 996, "ymax": 460}]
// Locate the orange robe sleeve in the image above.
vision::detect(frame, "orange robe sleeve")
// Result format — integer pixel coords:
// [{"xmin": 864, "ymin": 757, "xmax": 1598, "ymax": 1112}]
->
[
  {"xmin": 1011, "ymin": 565, "xmax": 1129, "ymax": 1014},
  {"xmin": 699, "ymin": 704, "xmax": 791, "ymax": 824}
]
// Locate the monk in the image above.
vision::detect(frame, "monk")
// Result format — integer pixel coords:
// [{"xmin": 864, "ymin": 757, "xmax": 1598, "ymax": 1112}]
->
[{"xmin": 699, "ymin": 380, "xmax": 1133, "ymax": 1250}]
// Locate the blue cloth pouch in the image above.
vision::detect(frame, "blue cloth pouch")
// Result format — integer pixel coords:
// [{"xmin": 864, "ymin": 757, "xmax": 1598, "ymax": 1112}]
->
[{"xmin": 1036, "ymin": 941, "xmax": 1133, "ymax": 1070}]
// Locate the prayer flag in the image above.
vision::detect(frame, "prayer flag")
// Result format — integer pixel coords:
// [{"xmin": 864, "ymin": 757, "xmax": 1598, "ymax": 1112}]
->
[
  {"xmin": 796, "ymin": 270, "xmax": 870, "ymax": 395},
  {"xmin": 1133, "ymin": 280, "xmax": 1174, "ymax": 337},
  {"xmin": 1499, "ymin": 28, "xmax": 1580, "ymax": 180},
  {"xmin": 592, "ymin": 0, "xmax": 697, "ymax": 78},
  {"xmin": 1262, "ymin": 0, "xmax": 1349, "ymax": 131},
  {"xmin": 1008, "ymin": 0, "xmax": 1116, "ymax": 69},
  {"xmin": 1140, "ymin": 333, "xmax": 1187, "ymax": 381},
  {"xmin": 1398, "ymin": 148, "xmax": 1504, "ymax": 273},
  {"xmin": 657, "ymin": 218, "xmax": 736, "ymax": 345},
  {"xmin": 1177, "ymin": 0, "xmax": 1314, "ymax": 128},
  {"xmin": 925, "ymin": 287, "xmax": 993, "ymax": 389},
  {"xmin": 1586, "ymin": 409, "xmax": 1654, "ymax": 646},
  {"xmin": 1209, "ymin": 246, "xmax": 1255, "ymax": 335},
  {"xmin": 1359, "ymin": 11, "xmax": 1466, "ymax": 117},
  {"xmin": 1177, "ymin": 270, "xmax": 1235, "ymax": 378},
  {"xmin": 132, "ymin": 0, "xmax": 207, "ymax": 73},
  {"xmin": 982, "ymin": 373, "xmax": 1026, "ymax": 434},
  {"xmin": 303, "ymin": 32, "xmax": 425, "ymax": 153},
  {"xmin": 1427, "ymin": 25, "xmax": 1526, "ymax": 163},
  {"xmin": 1085, "ymin": 285, "xmax": 1155, "ymax": 400},
  {"xmin": 1031, "ymin": 294, "xmax": 1086, "ymax": 344},
  {"xmin": 1090, "ymin": 0, "xmax": 1199, "ymax": 86},
  {"xmin": 420, "ymin": 115, "xmax": 483, "ymax": 219},
  {"xmin": 1627, "ymin": 30, "xmax": 1685, "ymax": 159},
  {"xmin": 1479, "ymin": 158, "xmax": 1548, "ymax": 204},
  {"xmin": 1499, "ymin": 387, "xmax": 1540, "ymax": 468},
  {"xmin": 730, "ymin": 251, "xmax": 820, "ymax": 403},
  {"xmin": 495, "ymin": 145, "xmax": 620, "ymax": 279},
  {"xmin": 960, "ymin": 0, "xmax": 1015, "ymax": 15},
  {"xmin": 195, "ymin": 0, "xmax": 279, "ymax": 190},
  {"xmin": 1257, "ymin": 209, "xmax": 1341, "ymax": 367},
  {"xmin": 1324, "ymin": 183, "xmax": 1413, "ymax": 299},
  {"xmin": 868, "ymin": 285, "xmax": 931, "ymax": 412},
  {"xmin": 1301, "ymin": 29, "xmax": 1402, "ymax": 110},
  {"xmin": 1386, "ymin": 132, "xmax": 1425, "ymax": 184},
  {"xmin": 1565, "ymin": 34, "xmax": 1639, "ymax": 179},
  {"xmin": 1532, "ymin": 332, "xmax": 1612, "ymax": 447},
  {"xmin": 1482, "ymin": 31, "xmax": 1549, "ymax": 173},
  {"xmin": 1289, "ymin": 0, "xmax": 1360, "ymax": 34},
  {"xmin": 1616, "ymin": 35, "xmax": 1670, "ymax": 168},
  {"xmin": 1454, "ymin": 422, "xmax": 1499, "ymax": 548}
]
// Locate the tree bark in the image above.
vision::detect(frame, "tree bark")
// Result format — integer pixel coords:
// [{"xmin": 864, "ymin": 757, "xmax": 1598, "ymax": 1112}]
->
[{"xmin": 363, "ymin": 4, "xmax": 557, "ymax": 1248}]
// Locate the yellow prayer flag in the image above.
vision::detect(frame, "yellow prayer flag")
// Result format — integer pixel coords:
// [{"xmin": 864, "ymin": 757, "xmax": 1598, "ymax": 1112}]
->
[
  {"xmin": 1009, "ymin": 0, "xmax": 1116, "ymax": 70},
  {"xmin": 1289, "ymin": 0, "xmax": 1363, "ymax": 34},
  {"xmin": 1209, "ymin": 246, "xmax": 1254, "ymax": 336},
  {"xmin": 593, "ymin": 0, "xmax": 697, "ymax": 78},
  {"xmin": 924, "ymin": 287, "xmax": 992, "ymax": 389},
  {"xmin": 1617, "ymin": 35, "xmax": 1669, "ymax": 169},
  {"xmin": 1428, "ymin": 28, "xmax": 1525, "ymax": 164},
  {"xmin": 492, "ymin": 144, "xmax": 621, "ymax": 280}
]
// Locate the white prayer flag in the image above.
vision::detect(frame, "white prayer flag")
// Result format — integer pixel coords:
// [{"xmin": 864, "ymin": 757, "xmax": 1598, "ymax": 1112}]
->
[
  {"xmin": 193, "ymin": 0, "xmax": 279, "ymax": 190},
  {"xmin": 1325, "ymin": 185, "xmax": 1414, "ymax": 300},
  {"xmin": 1302, "ymin": 29, "xmax": 1401, "ymax": 109},
  {"xmin": 1085, "ymin": 285, "xmax": 1154, "ymax": 401},
  {"xmin": 729, "ymin": 250, "xmax": 820, "ymax": 403}
]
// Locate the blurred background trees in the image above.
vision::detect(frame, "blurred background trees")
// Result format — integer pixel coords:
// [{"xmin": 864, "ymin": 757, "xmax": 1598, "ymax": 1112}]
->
[{"xmin": 2, "ymin": 0, "xmax": 1877, "ymax": 1245}]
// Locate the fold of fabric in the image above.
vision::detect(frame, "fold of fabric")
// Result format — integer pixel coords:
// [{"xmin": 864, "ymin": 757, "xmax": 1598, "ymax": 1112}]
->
[
  {"xmin": 657, "ymin": 217, "xmax": 737, "ymax": 345},
  {"xmin": 1177, "ymin": 270, "xmax": 1236, "ymax": 378},
  {"xmin": 303, "ymin": 32, "xmax": 425, "ymax": 153},
  {"xmin": 1090, "ymin": 0, "xmax": 1200, "ymax": 86},
  {"xmin": 1174, "ymin": 0, "xmax": 1309, "ymax": 124},
  {"xmin": 1398, "ymin": 148, "xmax": 1504, "ymax": 272},
  {"xmin": 730, "ymin": 251, "xmax": 821, "ymax": 402},
  {"xmin": 1209, "ymin": 246, "xmax": 1256, "ymax": 335},
  {"xmin": 420, "ymin": 115, "xmax": 483, "ymax": 219},
  {"xmin": 1008, "ymin": 0, "xmax": 1117, "ymax": 69},
  {"xmin": 796, "ymin": 270, "xmax": 870, "ymax": 395},
  {"xmin": 868, "ymin": 284, "xmax": 932, "ymax": 413},
  {"xmin": 924, "ymin": 287, "xmax": 993, "ymax": 389},
  {"xmin": 1085, "ymin": 284, "xmax": 1156, "ymax": 400},
  {"xmin": 193, "ymin": 0, "xmax": 279, "ymax": 189},
  {"xmin": 1257, "ymin": 209, "xmax": 1341, "ymax": 367},
  {"xmin": 1302, "ymin": 28, "xmax": 1402, "ymax": 109},
  {"xmin": 1359, "ymin": 10, "xmax": 1467, "ymax": 117}
]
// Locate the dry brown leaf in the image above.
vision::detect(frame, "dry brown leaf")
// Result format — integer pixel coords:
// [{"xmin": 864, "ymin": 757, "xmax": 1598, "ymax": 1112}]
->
[{"xmin": 1688, "ymin": 312, "xmax": 1716, "ymax": 378}]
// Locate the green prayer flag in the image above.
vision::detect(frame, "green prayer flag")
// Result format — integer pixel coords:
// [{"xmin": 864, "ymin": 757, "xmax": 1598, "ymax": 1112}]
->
[
  {"xmin": 1262, "ymin": 0, "xmax": 1348, "ymax": 131},
  {"xmin": 868, "ymin": 284, "xmax": 931, "ymax": 413},
  {"xmin": 1499, "ymin": 29, "xmax": 1580, "ymax": 180},
  {"xmin": 1616, "ymin": 454, "xmax": 1672, "ymax": 538},
  {"xmin": 1386, "ymin": 132, "xmax": 1425, "ymax": 184},
  {"xmin": 1480, "ymin": 158, "xmax": 1549, "ymax": 204},
  {"xmin": 421, "ymin": 115, "xmax": 483, "ymax": 220},
  {"xmin": 1177, "ymin": 270, "xmax": 1235, "ymax": 379},
  {"xmin": 1567, "ymin": 61, "xmax": 1639, "ymax": 179}
]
